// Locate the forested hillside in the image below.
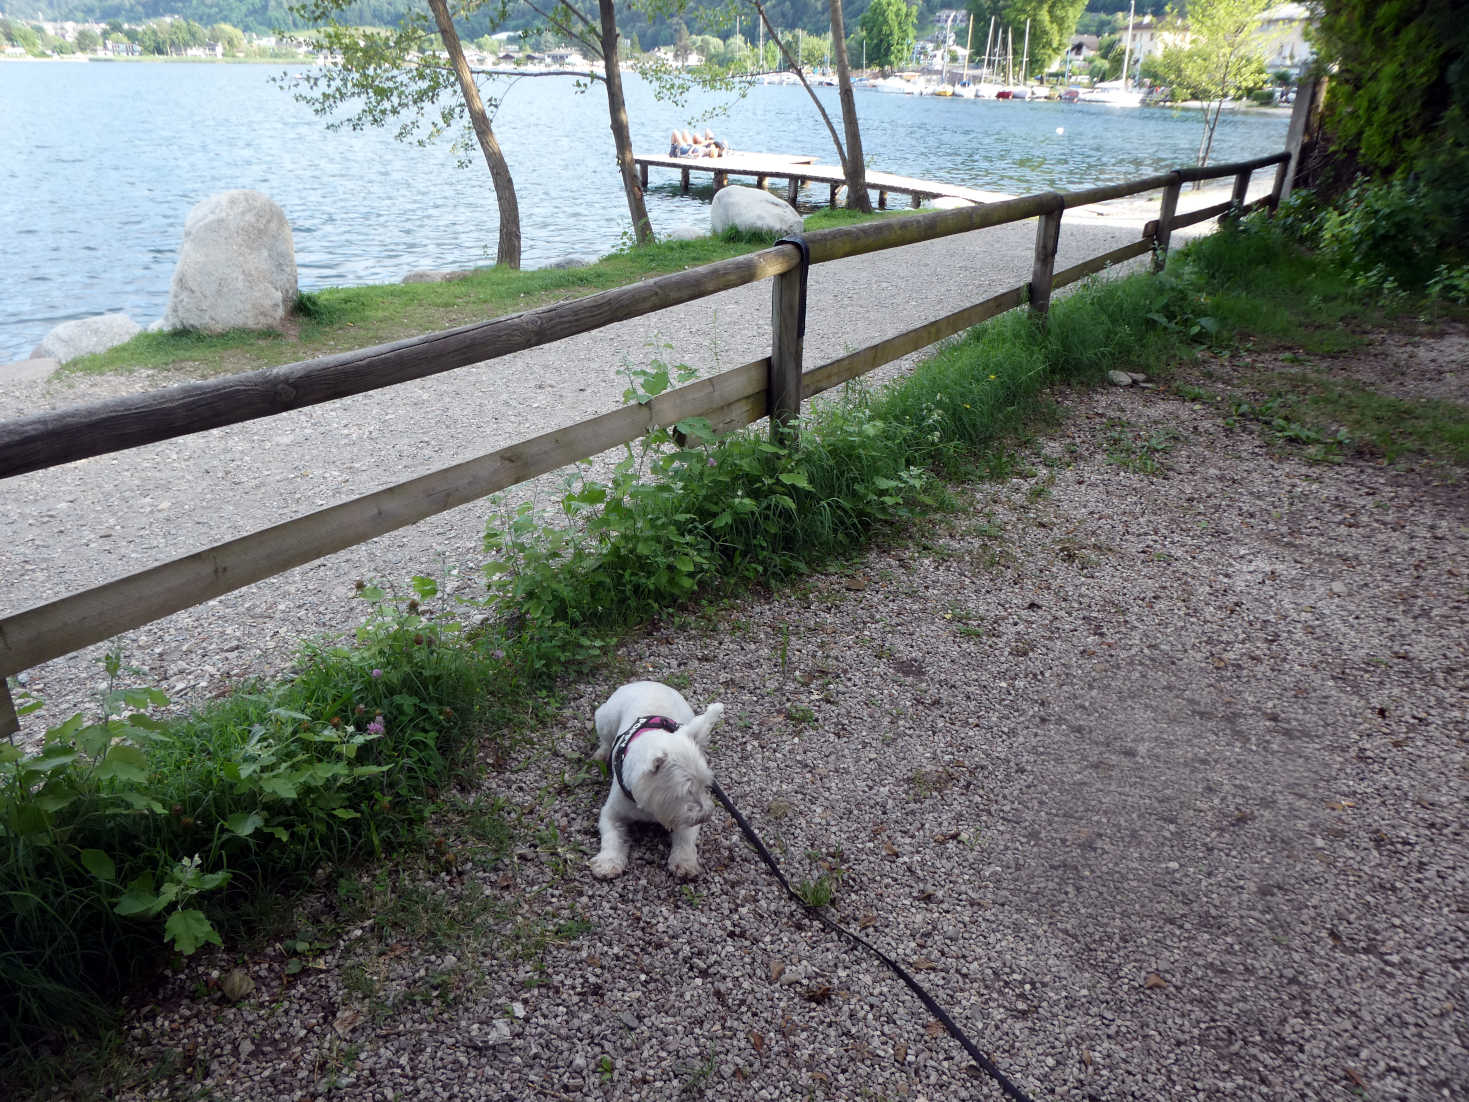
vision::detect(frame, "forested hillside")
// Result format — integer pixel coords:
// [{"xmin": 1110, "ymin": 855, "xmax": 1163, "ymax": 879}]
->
[
  {"xmin": 10, "ymin": 0, "xmax": 1134, "ymax": 50},
  {"xmin": 5, "ymin": 0, "xmax": 880, "ymax": 42}
]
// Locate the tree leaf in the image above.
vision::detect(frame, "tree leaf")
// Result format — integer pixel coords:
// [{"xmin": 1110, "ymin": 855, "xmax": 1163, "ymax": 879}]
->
[
  {"xmin": 96, "ymin": 744, "xmax": 148, "ymax": 783},
  {"xmin": 115, "ymin": 873, "xmax": 159, "ymax": 916},
  {"xmin": 164, "ymin": 909, "xmax": 223, "ymax": 955},
  {"xmin": 226, "ymin": 811, "xmax": 265, "ymax": 837},
  {"xmin": 778, "ymin": 469, "xmax": 813, "ymax": 490},
  {"xmin": 80, "ymin": 849, "xmax": 116, "ymax": 882}
]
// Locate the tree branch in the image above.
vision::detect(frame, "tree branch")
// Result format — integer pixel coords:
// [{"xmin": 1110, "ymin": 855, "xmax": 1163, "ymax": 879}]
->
[
  {"xmin": 748, "ymin": 0, "xmax": 847, "ymax": 171},
  {"xmin": 522, "ymin": 0, "xmax": 602, "ymax": 59}
]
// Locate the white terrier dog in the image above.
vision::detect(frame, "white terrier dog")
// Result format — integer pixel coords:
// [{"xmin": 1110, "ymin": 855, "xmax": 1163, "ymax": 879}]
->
[{"xmin": 590, "ymin": 681, "xmax": 723, "ymax": 880}]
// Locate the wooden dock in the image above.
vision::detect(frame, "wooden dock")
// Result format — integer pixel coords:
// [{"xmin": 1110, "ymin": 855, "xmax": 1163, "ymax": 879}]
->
[{"xmin": 635, "ymin": 152, "xmax": 1009, "ymax": 210}]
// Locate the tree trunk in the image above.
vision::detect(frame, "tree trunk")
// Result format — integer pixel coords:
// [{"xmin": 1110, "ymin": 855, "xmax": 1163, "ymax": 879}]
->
[
  {"xmin": 828, "ymin": 0, "xmax": 872, "ymax": 212},
  {"xmin": 427, "ymin": 0, "xmax": 521, "ymax": 268},
  {"xmin": 598, "ymin": 0, "xmax": 653, "ymax": 245}
]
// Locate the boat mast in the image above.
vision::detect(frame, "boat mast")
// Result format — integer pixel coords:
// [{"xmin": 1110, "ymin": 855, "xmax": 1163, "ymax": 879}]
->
[
  {"xmin": 940, "ymin": 12, "xmax": 950, "ymax": 83},
  {"xmin": 982, "ymin": 16, "xmax": 995, "ymax": 82},
  {"xmin": 1121, "ymin": 0, "xmax": 1135, "ymax": 90},
  {"xmin": 1006, "ymin": 26, "xmax": 1013, "ymax": 86},
  {"xmin": 1021, "ymin": 18, "xmax": 1030, "ymax": 88},
  {"xmin": 962, "ymin": 13, "xmax": 973, "ymax": 83}
]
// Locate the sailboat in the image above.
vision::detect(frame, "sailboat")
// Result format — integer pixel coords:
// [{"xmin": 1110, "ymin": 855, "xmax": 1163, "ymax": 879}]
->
[
  {"xmin": 1082, "ymin": 0, "xmax": 1144, "ymax": 105},
  {"xmin": 1006, "ymin": 20, "xmax": 1033, "ymax": 99},
  {"xmin": 972, "ymin": 16, "xmax": 1004, "ymax": 98}
]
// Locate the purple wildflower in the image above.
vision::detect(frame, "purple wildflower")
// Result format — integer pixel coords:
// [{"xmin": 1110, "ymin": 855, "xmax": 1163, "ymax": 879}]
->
[{"xmin": 371, "ymin": 668, "xmax": 383, "ymax": 679}]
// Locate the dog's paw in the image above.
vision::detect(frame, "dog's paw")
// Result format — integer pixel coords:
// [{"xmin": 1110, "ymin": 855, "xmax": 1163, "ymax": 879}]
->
[
  {"xmin": 589, "ymin": 852, "xmax": 625, "ymax": 879},
  {"xmin": 668, "ymin": 855, "xmax": 701, "ymax": 880},
  {"xmin": 591, "ymin": 743, "xmax": 610, "ymax": 764}
]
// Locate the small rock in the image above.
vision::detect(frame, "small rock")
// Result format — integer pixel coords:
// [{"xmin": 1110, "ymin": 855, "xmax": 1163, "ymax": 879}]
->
[
  {"xmin": 32, "ymin": 314, "xmax": 140, "ymax": 364},
  {"xmin": 487, "ymin": 1019, "xmax": 513, "ymax": 1045},
  {"xmin": 1107, "ymin": 370, "xmax": 1134, "ymax": 387},
  {"xmin": 619, "ymin": 1010, "xmax": 639, "ymax": 1030},
  {"xmin": 402, "ymin": 269, "xmax": 475, "ymax": 284},
  {"xmin": 511, "ymin": 1001, "xmax": 525, "ymax": 1019},
  {"xmin": 220, "ymin": 968, "xmax": 255, "ymax": 1003}
]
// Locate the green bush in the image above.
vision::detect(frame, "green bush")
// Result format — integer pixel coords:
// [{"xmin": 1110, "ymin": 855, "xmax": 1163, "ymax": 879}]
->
[
  {"xmin": 1, "ymin": 585, "xmax": 490, "ymax": 1052},
  {"xmin": 1316, "ymin": 177, "xmax": 1444, "ymax": 294}
]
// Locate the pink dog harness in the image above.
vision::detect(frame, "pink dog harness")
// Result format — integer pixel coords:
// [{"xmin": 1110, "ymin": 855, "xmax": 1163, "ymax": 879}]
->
[{"xmin": 611, "ymin": 714, "xmax": 680, "ymax": 803}]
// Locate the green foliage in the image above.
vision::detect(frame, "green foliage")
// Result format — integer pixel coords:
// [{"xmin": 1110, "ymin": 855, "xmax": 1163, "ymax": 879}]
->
[
  {"xmin": 1313, "ymin": 0, "xmax": 1468, "ymax": 176},
  {"xmin": 1266, "ymin": 180, "xmax": 1460, "ymax": 296},
  {"xmin": 285, "ymin": 0, "xmax": 494, "ymax": 156},
  {"xmin": 857, "ymin": 0, "xmax": 917, "ymax": 70},
  {"xmin": 1, "ymin": 587, "xmax": 490, "ymax": 1052},
  {"xmin": 966, "ymin": 0, "xmax": 1089, "ymax": 80}
]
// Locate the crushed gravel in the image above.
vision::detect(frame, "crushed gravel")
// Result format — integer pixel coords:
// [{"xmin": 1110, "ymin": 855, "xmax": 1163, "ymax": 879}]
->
[
  {"xmin": 24, "ymin": 335, "xmax": 1468, "ymax": 1102},
  {"xmin": 9, "ymin": 187, "xmax": 1466, "ymax": 1101}
]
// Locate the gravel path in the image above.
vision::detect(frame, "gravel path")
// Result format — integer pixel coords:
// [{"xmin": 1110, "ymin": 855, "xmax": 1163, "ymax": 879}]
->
[
  {"xmin": 18, "ymin": 183, "xmax": 1459, "ymax": 1102},
  {"xmin": 72, "ymin": 344, "xmax": 1468, "ymax": 1102}
]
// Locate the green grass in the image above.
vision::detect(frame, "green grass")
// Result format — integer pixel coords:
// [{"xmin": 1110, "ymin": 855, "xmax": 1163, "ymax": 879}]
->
[{"xmin": 62, "ymin": 207, "xmax": 895, "ymax": 381}]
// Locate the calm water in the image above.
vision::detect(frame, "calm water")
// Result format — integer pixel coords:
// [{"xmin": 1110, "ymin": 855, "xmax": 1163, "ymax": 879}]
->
[{"xmin": 0, "ymin": 62, "xmax": 1289, "ymax": 364}]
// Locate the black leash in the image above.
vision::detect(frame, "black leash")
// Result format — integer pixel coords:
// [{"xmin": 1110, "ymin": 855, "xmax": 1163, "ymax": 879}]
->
[{"xmin": 710, "ymin": 780, "xmax": 1038, "ymax": 1102}]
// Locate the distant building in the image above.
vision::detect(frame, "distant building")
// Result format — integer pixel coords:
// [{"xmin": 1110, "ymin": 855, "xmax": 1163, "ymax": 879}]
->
[{"xmin": 1255, "ymin": 2, "xmax": 1315, "ymax": 75}]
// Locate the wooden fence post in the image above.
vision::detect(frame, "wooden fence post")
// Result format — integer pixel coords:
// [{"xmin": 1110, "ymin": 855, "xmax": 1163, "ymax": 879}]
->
[
  {"xmin": 1269, "ymin": 159, "xmax": 1290, "ymax": 211},
  {"xmin": 1153, "ymin": 173, "xmax": 1183, "ymax": 272},
  {"xmin": 0, "ymin": 679, "xmax": 17, "ymax": 739},
  {"xmin": 1028, "ymin": 197, "xmax": 1064, "ymax": 319},
  {"xmin": 1281, "ymin": 76, "xmax": 1328, "ymax": 204},
  {"xmin": 770, "ymin": 237, "xmax": 808, "ymax": 441},
  {"xmin": 1223, "ymin": 167, "xmax": 1252, "ymax": 222}
]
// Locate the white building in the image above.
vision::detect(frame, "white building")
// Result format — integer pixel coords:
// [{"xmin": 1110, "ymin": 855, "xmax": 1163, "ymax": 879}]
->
[{"xmin": 1255, "ymin": 2, "xmax": 1315, "ymax": 74}]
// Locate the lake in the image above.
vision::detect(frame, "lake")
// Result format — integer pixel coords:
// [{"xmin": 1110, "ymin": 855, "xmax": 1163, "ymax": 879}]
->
[{"xmin": 0, "ymin": 61, "xmax": 1290, "ymax": 364}]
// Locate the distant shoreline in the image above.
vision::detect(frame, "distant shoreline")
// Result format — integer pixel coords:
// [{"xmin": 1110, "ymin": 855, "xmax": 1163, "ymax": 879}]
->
[{"xmin": 1, "ymin": 55, "xmax": 306, "ymax": 65}]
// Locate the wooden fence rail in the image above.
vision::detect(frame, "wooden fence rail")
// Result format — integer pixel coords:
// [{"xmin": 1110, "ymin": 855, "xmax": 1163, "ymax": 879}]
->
[{"xmin": 0, "ymin": 150, "xmax": 1290, "ymax": 735}]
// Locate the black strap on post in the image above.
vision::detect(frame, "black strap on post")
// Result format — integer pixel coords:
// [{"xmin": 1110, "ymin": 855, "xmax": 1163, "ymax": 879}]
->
[{"xmin": 775, "ymin": 234, "xmax": 810, "ymax": 339}]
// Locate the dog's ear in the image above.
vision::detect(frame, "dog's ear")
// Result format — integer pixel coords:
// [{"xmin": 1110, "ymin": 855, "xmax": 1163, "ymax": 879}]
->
[
  {"xmin": 680, "ymin": 703, "xmax": 723, "ymax": 751},
  {"xmin": 649, "ymin": 752, "xmax": 667, "ymax": 774}
]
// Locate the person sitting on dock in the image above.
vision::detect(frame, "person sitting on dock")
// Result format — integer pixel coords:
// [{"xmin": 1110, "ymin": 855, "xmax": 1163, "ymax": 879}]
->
[{"xmin": 701, "ymin": 128, "xmax": 731, "ymax": 156}]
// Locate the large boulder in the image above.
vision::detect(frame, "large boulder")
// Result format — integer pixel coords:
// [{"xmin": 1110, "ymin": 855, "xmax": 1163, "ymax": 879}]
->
[
  {"xmin": 162, "ymin": 190, "xmax": 298, "ymax": 334},
  {"xmin": 711, "ymin": 186, "xmax": 803, "ymax": 238},
  {"xmin": 31, "ymin": 313, "xmax": 141, "ymax": 363}
]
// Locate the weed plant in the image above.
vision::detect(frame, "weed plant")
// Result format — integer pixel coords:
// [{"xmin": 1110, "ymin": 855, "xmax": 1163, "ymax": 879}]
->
[{"xmin": 1, "ymin": 582, "xmax": 491, "ymax": 1055}]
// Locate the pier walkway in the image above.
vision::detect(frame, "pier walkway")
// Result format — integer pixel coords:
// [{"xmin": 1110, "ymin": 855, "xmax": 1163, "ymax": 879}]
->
[{"xmin": 634, "ymin": 151, "xmax": 1010, "ymax": 209}]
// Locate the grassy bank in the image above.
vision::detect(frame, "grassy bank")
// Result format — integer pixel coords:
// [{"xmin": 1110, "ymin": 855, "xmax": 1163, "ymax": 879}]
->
[
  {"xmin": 61, "ymin": 209, "xmax": 894, "ymax": 381},
  {"xmin": 5, "ymin": 212, "xmax": 1466, "ymax": 1085}
]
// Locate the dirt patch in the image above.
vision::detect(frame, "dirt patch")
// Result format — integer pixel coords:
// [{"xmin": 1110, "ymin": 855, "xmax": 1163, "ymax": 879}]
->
[{"xmin": 1325, "ymin": 319, "xmax": 1469, "ymax": 406}]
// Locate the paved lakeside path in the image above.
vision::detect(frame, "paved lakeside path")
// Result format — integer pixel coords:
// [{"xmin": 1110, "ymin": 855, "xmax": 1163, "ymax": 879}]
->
[{"xmin": 2, "ymin": 182, "xmax": 1263, "ymax": 743}]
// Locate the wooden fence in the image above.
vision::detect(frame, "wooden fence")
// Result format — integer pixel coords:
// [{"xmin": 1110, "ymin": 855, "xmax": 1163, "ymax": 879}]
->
[{"xmin": 0, "ymin": 151, "xmax": 1290, "ymax": 736}]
